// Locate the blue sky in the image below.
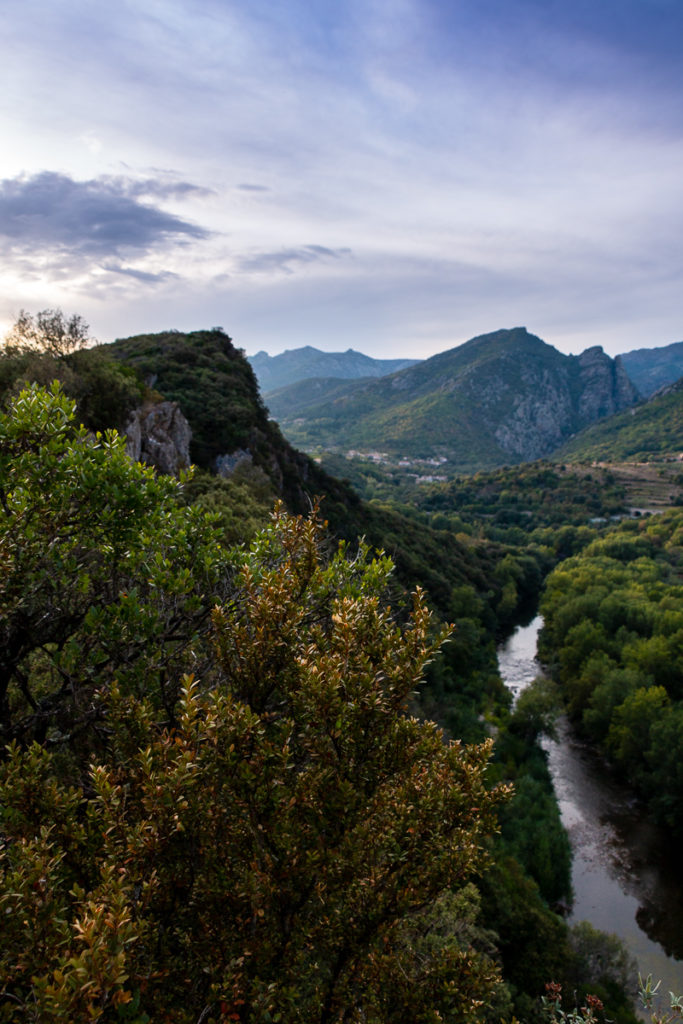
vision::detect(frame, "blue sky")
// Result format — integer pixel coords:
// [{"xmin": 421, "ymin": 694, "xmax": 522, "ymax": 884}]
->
[{"xmin": 1, "ymin": 0, "xmax": 682, "ymax": 358}]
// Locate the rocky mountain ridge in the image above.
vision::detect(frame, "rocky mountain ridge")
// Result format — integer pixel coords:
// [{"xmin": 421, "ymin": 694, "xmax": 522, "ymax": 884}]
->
[
  {"xmin": 267, "ymin": 328, "xmax": 639, "ymax": 471},
  {"xmin": 555, "ymin": 374, "xmax": 683, "ymax": 464}
]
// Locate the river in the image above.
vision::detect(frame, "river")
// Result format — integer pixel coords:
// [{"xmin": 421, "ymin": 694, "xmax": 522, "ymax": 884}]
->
[{"xmin": 497, "ymin": 616, "xmax": 683, "ymax": 999}]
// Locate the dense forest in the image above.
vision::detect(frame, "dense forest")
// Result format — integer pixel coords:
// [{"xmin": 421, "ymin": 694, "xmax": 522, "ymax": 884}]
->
[
  {"xmin": 0, "ymin": 316, "xmax": 659, "ymax": 1023},
  {"xmin": 539, "ymin": 510, "xmax": 683, "ymax": 832}
]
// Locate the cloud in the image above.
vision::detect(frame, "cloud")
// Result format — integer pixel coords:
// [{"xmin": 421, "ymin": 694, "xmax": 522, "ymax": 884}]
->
[
  {"xmin": 238, "ymin": 245, "xmax": 352, "ymax": 275},
  {"xmin": 115, "ymin": 177, "xmax": 215, "ymax": 201},
  {"xmin": 0, "ymin": 172, "xmax": 210, "ymax": 273},
  {"xmin": 101, "ymin": 262, "xmax": 179, "ymax": 284},
  {"xmin": 236, "ymin": 183, "xmax": 271, "ymax": 192}
]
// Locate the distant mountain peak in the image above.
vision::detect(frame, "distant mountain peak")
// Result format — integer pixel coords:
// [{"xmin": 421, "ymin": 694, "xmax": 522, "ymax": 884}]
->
[{"xmin": 248, "ymin": 346, "xmax": 420, "ymax": 394}]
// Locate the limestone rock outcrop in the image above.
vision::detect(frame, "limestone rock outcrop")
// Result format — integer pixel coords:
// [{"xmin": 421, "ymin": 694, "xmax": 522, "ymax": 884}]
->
[{"xmin": 125, "ymin": 401, "xmax": 192, "ymax": 476}]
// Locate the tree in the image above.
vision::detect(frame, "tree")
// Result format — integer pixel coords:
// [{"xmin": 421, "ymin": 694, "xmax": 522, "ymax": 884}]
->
[
  {"xmin": 3, "ymin": 308, "xmax": 92, "ymax": 356},
  {"xmin": 606, "ymin": 686, "xmax": 670, "ymax": 775},
  {"xmin": 0, "ymin": 477, "xmax": 507, "ymax": 1020},
  {"xmin": 0, "ymin": 382, "xmax": 229, "ymax": 751}
]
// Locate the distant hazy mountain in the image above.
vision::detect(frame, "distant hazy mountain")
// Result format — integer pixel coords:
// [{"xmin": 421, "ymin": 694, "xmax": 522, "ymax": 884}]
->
[
  {"xmin": 248, "ymin": 346, "xmax": 419, "ymax": 394},
  {"xmin": 267, "ymin": 327, "xmax": 638, "ymax": 472},
  {"xmin": 555, "ymin": 377, "xmax": 683, "ymax": 463},
  {"xmin": 621, "ymin": 340, "xmax": 683, "ymax": 397}
]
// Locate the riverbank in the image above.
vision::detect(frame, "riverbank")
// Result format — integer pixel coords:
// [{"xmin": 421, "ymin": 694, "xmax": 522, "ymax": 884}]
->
[{"xmin": 498, "ymin": 617, "xmax": 683, "ymax": 1005}]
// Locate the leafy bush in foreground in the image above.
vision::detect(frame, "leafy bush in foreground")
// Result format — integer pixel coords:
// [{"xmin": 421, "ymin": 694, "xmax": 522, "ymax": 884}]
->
[{"xmin": 0, "ymin": 390, "xmax": 508, "ymax": 1021}]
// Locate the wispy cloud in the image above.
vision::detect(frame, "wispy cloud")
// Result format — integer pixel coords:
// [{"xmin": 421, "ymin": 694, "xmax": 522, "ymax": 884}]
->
[
  {"xmin": 238, "ymin": 245, "xmax": 352, "ymax": 275},
  {"xmin": 101, "ymin": 263, "xmax": 179, "ymax": 284}
]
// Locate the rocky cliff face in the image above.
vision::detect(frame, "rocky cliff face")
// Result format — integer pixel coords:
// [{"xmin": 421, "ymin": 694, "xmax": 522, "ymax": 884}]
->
[
  {"xmin": 614, "ymin": 355, "xmax": 640, "ymax": 406},
  {"xmin": 125, "ymin": 401, "xmax": 192, "ymax": 476},
  {"xmin": 494, "ymin": 369, "xmax": 574, "ymax": 460},
  {"xmin": 494, "ymin": 345, "xmax": 638, "ymax": 461}
]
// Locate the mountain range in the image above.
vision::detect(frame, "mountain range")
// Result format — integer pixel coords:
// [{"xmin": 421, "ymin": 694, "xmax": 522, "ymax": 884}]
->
[
  {"xmin": 264, "ymin": 327, "xmax": 639, "ymax": 472},
  {"xmin": 620, "ymin": 340, "xmax": 683, "ymax": 397},
  {"xmin": 247, "ymin": 346, "xmax": 418, "ymax": 393},
  {"xmin": 250, "ymin": 336, "xmax": 683, "ymax": 401}
]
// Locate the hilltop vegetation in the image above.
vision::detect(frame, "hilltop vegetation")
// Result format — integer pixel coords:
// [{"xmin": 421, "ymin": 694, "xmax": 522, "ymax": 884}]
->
[{"xmin": 0, "ymin": 326, "xmax": 144, "ymax": 435}]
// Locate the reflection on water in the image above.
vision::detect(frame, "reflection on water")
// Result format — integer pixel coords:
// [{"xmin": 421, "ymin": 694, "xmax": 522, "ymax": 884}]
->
[
  {"xmin": 498, "ymin": 617, "xmax": 683, "ymax": 998},
  {"xmin": 497, "ymin": 616, "xmax": 542, "ymax": 702}
]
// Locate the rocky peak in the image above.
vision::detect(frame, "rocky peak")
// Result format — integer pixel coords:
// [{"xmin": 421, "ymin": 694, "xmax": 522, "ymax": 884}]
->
[{"xmin": 577, "ymin": 346, "xmax": 639, "ymax": 422}]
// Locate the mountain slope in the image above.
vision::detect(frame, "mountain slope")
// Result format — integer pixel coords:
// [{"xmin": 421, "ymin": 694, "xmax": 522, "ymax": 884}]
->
[
  {"xmin": 248, "ymin": 345, "xmax": 419, "ymax": 394},
  {"xmin": 621, "ymin": 340, "xmax": 683, "ymax": 397},
  {"xmin": 268, "ymin": 327, "xmax": 638, "ymax": 471},
  {"xmin": 264, "ymin": 374, "xmax": 377, "ymax": 418}
]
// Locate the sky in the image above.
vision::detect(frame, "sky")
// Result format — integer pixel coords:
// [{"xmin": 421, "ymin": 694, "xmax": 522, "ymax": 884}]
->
[{"xmin": 1, "ymin": 0, "xmax": 682, "ymax": 359}]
